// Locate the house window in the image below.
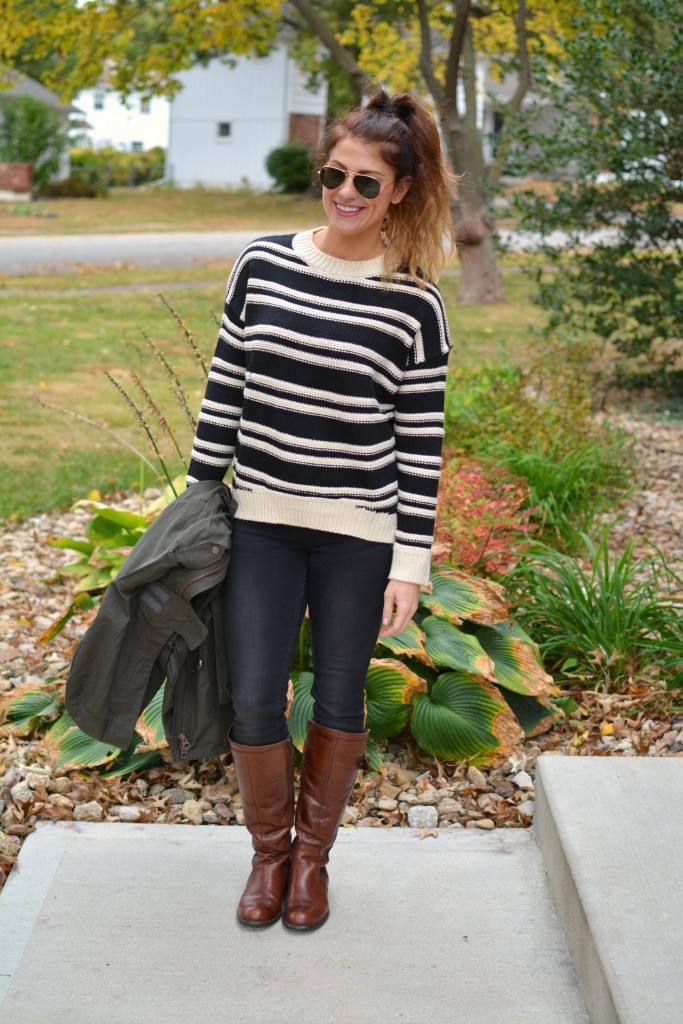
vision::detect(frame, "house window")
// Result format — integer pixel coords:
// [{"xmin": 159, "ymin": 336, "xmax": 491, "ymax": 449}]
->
[
  {"xmin": 94, "ymin": 91, "xmax": 105, "ymax": 110},
  {"xmin": 140, "ymin": 97, "xmax": 151, "ymax": 114},
  {"xmin": 492, "ymin": 110, "xmax": 505, "ymax": 154},
  {"xmin": 217, "ymin": 122, "xmax": 232, "ymax": 139},
  {"xmin": 131, "ymin": 141, "xmax": 144, "ymax": 153}
]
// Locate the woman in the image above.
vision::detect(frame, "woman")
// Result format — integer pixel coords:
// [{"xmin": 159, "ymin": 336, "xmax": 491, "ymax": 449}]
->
[{"xmin": 185, "ymin": 90, "xmax": 454, "ymax": 931}]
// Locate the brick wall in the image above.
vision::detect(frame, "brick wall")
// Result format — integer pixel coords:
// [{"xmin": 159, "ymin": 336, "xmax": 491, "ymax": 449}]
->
[
  {"xmin": 288, "ymin": 114, "xmax": 324, "ymax": 149},
  {"xmin": 0, "ymin": 163, "xmax": 32, "ymax": 192}
]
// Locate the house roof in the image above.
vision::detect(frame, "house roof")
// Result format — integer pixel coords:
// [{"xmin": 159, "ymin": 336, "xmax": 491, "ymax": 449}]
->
[{"xmin": 0, "ymin": 68, "xmax": 78, "ymax": 114}]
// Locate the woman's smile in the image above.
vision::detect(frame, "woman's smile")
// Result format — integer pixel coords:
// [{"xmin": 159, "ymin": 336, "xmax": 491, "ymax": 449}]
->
[{"xmin": 333, "ymin": 201, "xmax": 364, "ymax": 216}]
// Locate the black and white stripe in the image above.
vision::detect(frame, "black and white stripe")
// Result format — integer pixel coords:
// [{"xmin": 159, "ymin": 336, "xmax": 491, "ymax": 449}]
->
[{"xmin": 186, "ymin": 231, "xmax": 451, "ymax": 585}]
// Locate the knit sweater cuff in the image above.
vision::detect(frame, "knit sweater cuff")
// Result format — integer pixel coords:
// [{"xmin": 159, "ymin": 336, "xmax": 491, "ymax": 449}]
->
[{"xmin": 388, "ymin": 544, "xmax": 432, "ymax": 587}]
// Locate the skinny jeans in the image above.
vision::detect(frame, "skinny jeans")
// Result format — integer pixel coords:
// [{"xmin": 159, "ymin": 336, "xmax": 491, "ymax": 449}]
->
[{"xmin": 223, "ymin": 518, "xmax": 393, "ymax": 746}]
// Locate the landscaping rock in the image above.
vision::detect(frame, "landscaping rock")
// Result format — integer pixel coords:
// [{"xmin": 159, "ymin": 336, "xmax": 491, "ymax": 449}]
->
[
  {"xmin": 517, "ymin": 800, "xmax": 535, "ymax": 821},
  {"xmin": 437, "ymin": 797, "xmax": 463, "ymax": 818},
  {"xmin": 407, "ymin": 805, "xmax": 439, "ymax": 829},
  {"xmin": 416, "ymin": 786, "xmax": 440, "ymax": 804},
  {"xmin": 110, "ymin": 805, "xmax": 142, "ymax": 822},
  {"xmin": 2, "ymin": 410, "xmax": 683, "ymax": 892},
  {"xmin": 467, "ymin": 766, "xmax": 489, "ymax": 789},
  {"xmin": 9, "ymin": 781, "xmax": 32, "ymax": 808},
  {"xmin": 74, "ymin": 801, "xmax": 104, "ymax": 822},
  {"xmin": 163, "ymin": 788, "xmax": 192, "ymax": 805},
  {"xmin": 511, "ymin": 771, "xmax": 535, "ymax": 790}
]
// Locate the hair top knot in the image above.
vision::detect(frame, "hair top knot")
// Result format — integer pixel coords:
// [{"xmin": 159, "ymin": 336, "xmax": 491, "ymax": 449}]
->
[
  {"xmin": 367, "ymin": 92, "xmax": 414, "ymax": 125},
  {"xmin": 316, "ymin": 90, "xmax": 456, "ymax": 287}
]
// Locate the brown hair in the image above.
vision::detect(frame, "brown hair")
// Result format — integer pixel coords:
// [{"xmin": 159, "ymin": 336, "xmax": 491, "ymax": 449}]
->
[{"xmin": 317, "ymin": 91, "xmax": 456, "ymax": 287}]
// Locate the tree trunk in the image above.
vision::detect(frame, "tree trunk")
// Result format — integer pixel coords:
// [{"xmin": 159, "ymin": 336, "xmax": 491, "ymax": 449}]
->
[
  {"xmin": 442, "ymin": 113, "xmax": 507, "ymax": 304},
  {"xmin": 454, "ymin": 205, "xmax": 507, "ymax": 304}
]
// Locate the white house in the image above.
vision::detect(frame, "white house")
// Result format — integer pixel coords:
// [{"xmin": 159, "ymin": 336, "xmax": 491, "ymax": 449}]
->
[
  {"xmin": 71, "ymin": 80, "xmax": 169, "ymax": 152},
  {"xmin": 166, "ymin": 45, "xmax": 328, "ymax": 189}
]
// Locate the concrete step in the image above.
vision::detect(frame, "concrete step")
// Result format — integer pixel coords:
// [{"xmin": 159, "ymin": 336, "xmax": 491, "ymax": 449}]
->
[
  {"xmin": 534, "ymin": 754, "xmax": 683, "ymax": 1024},
  {"xmin": 0, "ymin": 820, "xmax": 587, "ymax": 1024}
]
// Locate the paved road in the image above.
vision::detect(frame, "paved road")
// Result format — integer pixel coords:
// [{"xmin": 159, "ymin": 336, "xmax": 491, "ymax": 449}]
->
[
  {"xmin": 0, "ymin": 230, "xmax": 268, "ymax": 275},
  {"xmin": 0, "ymin": 226, "xmax": 622, "ymax": 275}
]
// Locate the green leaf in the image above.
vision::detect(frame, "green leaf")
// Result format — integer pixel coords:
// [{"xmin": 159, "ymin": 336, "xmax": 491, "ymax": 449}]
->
[
  {"xmin": 90, "ymin": 507, "xmax": 148, "ymax": 530},
  {"xmin": 363, "ymin": 734, "xmax": 384, "ymax": 774},
  {"xmin": 550, "ymin": 694, "xmax": 580, "ymax": 714},
  {"xmin": 100, "ymin": 748, "xmax": 166, "ymax": 778},
  {"xmin": 48, "ymin": 537, "xmax": 94, "ymax": 555},
  {"xmin": 410, "ymin": 672, "xmax": 503, "ymax": 761},
  {"xmin": 0, "ymin": 685, "xmax": 62, "ymax": 735},
  {"xmin": 502, "ymin": 689, "xmax": 560, "ymax": 736},
  {"xmin": 39, "ymin": 592, "xmax": 95, "ymax": 644},
  {"xmin": 288, "ymin": 671, "xmax": 314, "ymax": 750},
  {"xmin": 422, "ymin": 616, "xmax": 496, "ymax": 678},
  {"xmin": 421, "ymin": 565, "xmax": 510, "ymax": 625},
  {"xmin": 99, "ymin": 732, "xmax": 166, "ymax": 778},
  {"xmin": 374, "ymin": 620, "xmax": 433, "ymax": 665},
  {"xmin": 134, "ymin": 684, "xmax": 167, "ymax": 749},
  {"xmin": 365, "ymin": 661, "xmax": 421, "ymax": 740},
  {"xmin": 42, "ymin": 713, "xmax": 122, "ymax": 768},
  {"xmin": 473, "ymin": 622, "xmax": 557, "ymax": 697}
]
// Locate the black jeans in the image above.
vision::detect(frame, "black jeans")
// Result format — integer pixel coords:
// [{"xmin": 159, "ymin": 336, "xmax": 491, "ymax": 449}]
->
[{"xmin": 223, "ymin": 518, "xmax": 393, "ymax": 746}]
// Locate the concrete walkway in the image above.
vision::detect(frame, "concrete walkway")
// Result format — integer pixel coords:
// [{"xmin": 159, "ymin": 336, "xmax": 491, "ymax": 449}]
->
[
  {"xmin": 0, "ymin": 823, "xmax": 586, "ymax": 1023},
  {"xmin": 535, "ymin": 756, "xmax": 683, "ymax": 1024},
  {"xmin": 0, "ymin": 755, "xmax": 680, "ymax": 1023}
]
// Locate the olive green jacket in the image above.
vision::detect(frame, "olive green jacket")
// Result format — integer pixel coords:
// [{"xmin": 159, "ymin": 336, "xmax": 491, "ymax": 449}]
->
[{"xmin": 65, "ymin": 480, "xmax": 237, "ymax": 765}]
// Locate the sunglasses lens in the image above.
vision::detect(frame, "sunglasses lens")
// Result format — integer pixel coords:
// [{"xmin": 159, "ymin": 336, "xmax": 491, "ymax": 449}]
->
[
  {"xmin": 319, "ymin": 167, "xmax": 345, "ymax": 190},
  {"xmin": 319, "ymin": 166, "xmax": 384, "ymax": 200},
  {"xmin": 355, "ymin": 175, "xmax": 381, "ymax": 199}
]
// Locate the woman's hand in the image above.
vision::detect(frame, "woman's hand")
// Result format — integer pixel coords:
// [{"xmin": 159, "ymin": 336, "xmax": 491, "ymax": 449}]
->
[{"xmin": 379, "ymin": 579, "xmax": 421, "ymax": 637}]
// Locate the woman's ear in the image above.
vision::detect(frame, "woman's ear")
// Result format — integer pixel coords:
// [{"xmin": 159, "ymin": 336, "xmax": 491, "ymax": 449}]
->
[{"xmin": 391, "ymin": 177, "xmax": 412, "ymax": 204}]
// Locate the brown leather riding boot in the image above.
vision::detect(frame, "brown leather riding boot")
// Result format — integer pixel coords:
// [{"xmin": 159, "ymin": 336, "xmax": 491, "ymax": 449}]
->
[
  {"xmin": 227, "ymin": 725, "xmax": 295, "ymax": 927},
  {"xmin": 283, "ymin": 719, "xmax": 369, "ymax": 932}
]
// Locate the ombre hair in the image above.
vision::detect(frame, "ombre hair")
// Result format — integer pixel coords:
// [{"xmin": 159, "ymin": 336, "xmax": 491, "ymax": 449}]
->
[{"xmin": 317, "ymin": 91, "xmax": 456, "ymax": 287}]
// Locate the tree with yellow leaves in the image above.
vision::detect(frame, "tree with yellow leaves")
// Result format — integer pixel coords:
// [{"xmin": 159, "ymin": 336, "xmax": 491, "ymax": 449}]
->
[{"xmin": 1, "ymin": 0, "xmax": 575, "ymax": 303}]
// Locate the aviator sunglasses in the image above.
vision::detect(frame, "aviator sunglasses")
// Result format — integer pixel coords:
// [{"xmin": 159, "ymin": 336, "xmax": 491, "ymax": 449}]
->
[{"xmin": 318, "ymin": 165, "xmax": 393, "ymax": 200}]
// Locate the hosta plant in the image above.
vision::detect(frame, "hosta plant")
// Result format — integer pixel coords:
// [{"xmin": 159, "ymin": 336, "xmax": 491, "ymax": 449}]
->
[
  {"xmin": 288, "ymin": 564, "xmax": 561, "ymax": 771},
  {"xmin": 2, "ymin": 561, "xmax": 560, "ymax": 778}
]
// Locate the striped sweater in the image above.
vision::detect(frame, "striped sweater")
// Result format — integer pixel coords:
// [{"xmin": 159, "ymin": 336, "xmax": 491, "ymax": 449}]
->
[{"xmin": 186, "ymin": 229, "xmax": 451, "ymax": 586}]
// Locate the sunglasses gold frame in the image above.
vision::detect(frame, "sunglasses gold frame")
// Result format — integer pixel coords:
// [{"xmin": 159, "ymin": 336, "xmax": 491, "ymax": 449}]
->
[{"xmin": 318, "ymin": 165, "xmax": 394, "ymax": 200}]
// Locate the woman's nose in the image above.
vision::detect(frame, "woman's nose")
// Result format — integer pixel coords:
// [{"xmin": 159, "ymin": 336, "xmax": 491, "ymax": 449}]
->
[{"xmin": 337, "ymin": 175, "xmax": 362, "ymax": 202}]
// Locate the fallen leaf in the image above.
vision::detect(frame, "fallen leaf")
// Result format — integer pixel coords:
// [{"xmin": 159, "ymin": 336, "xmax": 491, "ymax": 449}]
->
[{"xmin": 414, "ymin": 828, "xmax": 439, "ymax": 840}]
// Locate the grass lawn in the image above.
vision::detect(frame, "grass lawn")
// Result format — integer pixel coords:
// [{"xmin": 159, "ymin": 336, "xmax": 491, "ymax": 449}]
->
[
  {"xmin": 0, "ymin": 260, "xmax": 547, "ymax": 522},
  {"xmin": 0, "ymin": 188, "xmax": 324, "ymax": 236}
]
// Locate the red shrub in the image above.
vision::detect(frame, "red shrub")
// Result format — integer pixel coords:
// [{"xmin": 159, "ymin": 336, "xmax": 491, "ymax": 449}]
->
[{"xmin": 433, "ymin": 449, "xmax": 538, "ymax": 575}]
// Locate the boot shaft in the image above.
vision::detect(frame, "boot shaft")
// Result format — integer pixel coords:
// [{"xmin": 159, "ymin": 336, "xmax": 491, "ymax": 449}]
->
[{"xmin": 295, "ymin": 720, "xmax": 369, "ymax": 847}]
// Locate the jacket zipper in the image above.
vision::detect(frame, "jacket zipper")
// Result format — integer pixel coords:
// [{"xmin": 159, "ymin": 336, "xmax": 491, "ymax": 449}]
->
[{"xmin": 177, "ymin": 558, "xmax": 229, "ymax": 599}]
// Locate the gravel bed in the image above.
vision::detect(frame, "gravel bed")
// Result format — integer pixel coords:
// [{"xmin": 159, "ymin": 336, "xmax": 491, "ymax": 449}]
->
[{"xmin": 1, "ymin": 410, "xmax": 682, "ymax": 887}]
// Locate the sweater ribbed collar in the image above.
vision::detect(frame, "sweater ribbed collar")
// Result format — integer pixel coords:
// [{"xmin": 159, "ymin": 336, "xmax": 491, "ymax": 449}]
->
[{"xmin": 292, "ymin": 228, "xmax": 386, "ymax": 281}]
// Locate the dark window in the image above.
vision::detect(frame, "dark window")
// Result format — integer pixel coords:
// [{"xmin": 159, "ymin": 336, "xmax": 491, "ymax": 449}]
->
[
  {"xmin": 131, "ymin": 141, "xmax": 143, "ymax": 153},
  {"xmin": 140, "ymin": 97, "xmax": 151, "ymax": 114},
  {"xmin": 217, "ymin": 122, "xmax": 232, "ymax": 138},
  {"xmin": 492, "ymin": 110, "xmax": 505, "ymax": 154},
  {"xmin": 94, "ymin": 92, "xmax": 105, "ymax": 111}
]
